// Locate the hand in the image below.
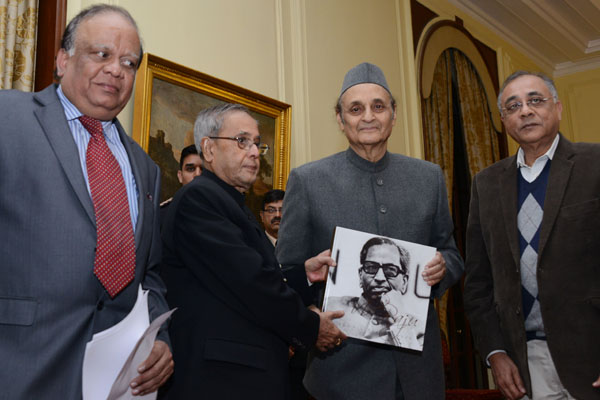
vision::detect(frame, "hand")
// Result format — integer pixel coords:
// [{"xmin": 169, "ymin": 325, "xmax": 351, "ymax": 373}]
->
[
  {"xmin": 130, "ymin": 340, "xmax": 174, "ymax": 396},
  {"xmin": 305, "ymin": 249, "xmax": 336, "ymax": 283},
  {"xmin": 381, "ymin": 291, "xmax": 422, "ymax": 348},
  {"xmin": 310, "ymin": 305, "xmax": 347, "ymax": 352},
  {"xmin": 422, "ymin": 251, "xmax": 446, "ymax": 286},
  {"xmin": 593, "ymin": 373, "xmax": 600, "ymax": 388},
  {"xmin": 489, "ymin": 352, "xmax": 527, "ymax": 400},
  {"xmin": 381, "ymin": 290, "xmax": 409, "ymax": 316}
]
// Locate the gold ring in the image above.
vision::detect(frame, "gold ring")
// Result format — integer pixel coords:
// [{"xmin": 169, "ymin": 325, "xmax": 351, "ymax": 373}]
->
[{"xmin": 335, "ymin": 338, "xmax": 342, "ymax": 346}]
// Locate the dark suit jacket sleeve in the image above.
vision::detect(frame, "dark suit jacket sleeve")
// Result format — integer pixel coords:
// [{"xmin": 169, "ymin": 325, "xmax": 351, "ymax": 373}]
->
[
  {"xmin": 174, "ymin": 183, "xmax": 319, "ymax": 345},
  {"xmin": 463, "ymin": 173, "xmax": 505, "ymax": 357},
  {"xmin": 430, "ymin": 165, "xmax": 464, "ymax": 298},
  {"xmin": 115, "ymin": 124, "xmax": 170, "ymax": 345},
  {"xmin": 142, "ymin": 163, "xmax": 171, "ymax": 345}
]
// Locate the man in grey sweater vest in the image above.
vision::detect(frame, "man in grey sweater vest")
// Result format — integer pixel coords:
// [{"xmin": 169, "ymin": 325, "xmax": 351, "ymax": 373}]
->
[
  {"xmin": 464, "ymin": 71, "xmax": 600, "ymax": 400},
  {"xmin": 276, "ymin": 62, "xmax": 464, "ymax": 399}
]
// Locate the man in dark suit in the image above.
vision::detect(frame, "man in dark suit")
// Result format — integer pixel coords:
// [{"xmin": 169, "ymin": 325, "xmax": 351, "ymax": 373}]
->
[
  {"xmin": 259, "ymin": 188, "xmax": 311, "ymax": 400},
  {"xmin": 177, "ymin": 143, "xmax": 203, "ymax": 186},
  {"xmin": 160, "ymin": 144, "xmax": 202, "ymax": 221},
  {"xmin": 160, "ymin": 103, "xmax": 346, "ymax": 399},
  {"xmin": 0, "ymin": 5, "xmax": 172, "ymax": 398},
  {"xmin": 464, "ymin": 71, "xmax": 600, "ymax": 400},
  {"xmin": 260, "ymin": 189, "xmax": 285, "ymax": 247}
]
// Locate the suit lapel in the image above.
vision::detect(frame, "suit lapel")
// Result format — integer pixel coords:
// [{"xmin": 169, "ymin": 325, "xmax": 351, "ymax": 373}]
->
[
  {"xmin": 115, "ymin": 120, "xmax": 144, "ymax": 249},
  {"xmin": 499, "ymin": 157, "xmax": 521, "ymax": 270},
  {"xmin": 33, "ymin": 86, "xmax": 96, "ymax": 226},
  {"xmin": 538, "ymin": 136, "xmax": 573, "ymax": 257}
]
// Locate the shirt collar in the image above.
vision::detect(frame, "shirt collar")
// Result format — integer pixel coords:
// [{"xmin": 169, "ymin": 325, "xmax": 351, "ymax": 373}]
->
[
  {"xmin": 516, "ymin": 134, "xmax": 559, "ymax": 168},
  {"xmin": 265, "ymin": 231, "xmax": 277, "ymax": 246},
  {"xmin": 56, "ymin": 85, "xmax": 119, "ymax": 144}
]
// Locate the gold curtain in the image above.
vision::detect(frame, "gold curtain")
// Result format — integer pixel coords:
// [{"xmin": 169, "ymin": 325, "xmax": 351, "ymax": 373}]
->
[
  {"xmin": 422, "ymin": 51, "xmax": 454, "ymax": 343},
  {"xmin": 422, "ymin": 50, "xmax": 454, "ymax": 210},
  {"xmin": 0, "ymin": 0, "xmax": 38, "ymax": 91},
  {"xmin": 452, "ymin": 51, "xmax": 502, "ymax": 177},
  {"xmin": 422, "ymin": 48, "xmax": 501, "ymax": 344}
]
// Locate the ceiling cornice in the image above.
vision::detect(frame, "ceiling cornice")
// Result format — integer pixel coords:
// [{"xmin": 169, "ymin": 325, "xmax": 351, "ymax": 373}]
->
[{"xmin": 447, "ymin": 0, "xmax": 600, "ymax": 76}]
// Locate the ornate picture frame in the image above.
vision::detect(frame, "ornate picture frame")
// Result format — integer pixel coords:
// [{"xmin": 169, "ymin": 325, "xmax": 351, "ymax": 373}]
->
[{"xmin": 132, "ymin": 53, "xmax": 291, "ymax": 215}]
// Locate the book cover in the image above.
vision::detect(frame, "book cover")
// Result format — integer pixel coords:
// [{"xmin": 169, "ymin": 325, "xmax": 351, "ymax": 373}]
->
[{"xmin": 323, "ymin": 227, "xmax": 435, "ymax": 351}]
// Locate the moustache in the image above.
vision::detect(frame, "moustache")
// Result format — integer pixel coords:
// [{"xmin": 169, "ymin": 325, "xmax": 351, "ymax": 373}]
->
[{"xmin": 271, "ymin": 217, "xmax": 281, "ymax": 224}]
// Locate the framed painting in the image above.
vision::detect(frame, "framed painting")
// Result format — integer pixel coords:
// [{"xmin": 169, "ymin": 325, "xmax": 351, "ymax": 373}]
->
[{"xmin": 132, "ymin": 53, "xmax": 291, "ymax": 218}]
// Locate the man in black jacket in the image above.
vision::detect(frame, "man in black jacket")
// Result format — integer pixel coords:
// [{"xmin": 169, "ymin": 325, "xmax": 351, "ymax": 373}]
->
[{"xmin": 160, "ymin": 103, "xmax": 345, "ymax": 399}]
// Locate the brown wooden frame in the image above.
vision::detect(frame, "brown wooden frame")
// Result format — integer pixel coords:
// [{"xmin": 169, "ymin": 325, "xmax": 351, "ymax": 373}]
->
[{"xmin": 34, "ymin": 0, "xmax": 66, "ymax": 91}]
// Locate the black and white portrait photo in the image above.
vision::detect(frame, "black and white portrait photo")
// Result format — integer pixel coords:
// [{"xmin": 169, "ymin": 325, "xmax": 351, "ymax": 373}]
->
[{"xmin": 323, "ymin": 227, "xmax": 436, "ymax": 351}]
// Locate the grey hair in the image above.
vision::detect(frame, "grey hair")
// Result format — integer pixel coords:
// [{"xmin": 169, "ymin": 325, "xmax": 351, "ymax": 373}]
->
[
  {"xmin": 193, "ymin": 103, "xmax": 256, "ymax": 155},
  {"xmin": 334, "ymin": 93, "xmax": 397, "ymax": 124},
  {"xmin": 60, "ymin": 4, "xmax": 143, "ymax": 63},
  {"xmin": 497, "ymin": 70, "xmax": 558, "ymax": 114}
]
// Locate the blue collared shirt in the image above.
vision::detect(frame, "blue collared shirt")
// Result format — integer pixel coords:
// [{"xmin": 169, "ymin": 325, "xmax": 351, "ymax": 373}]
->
[{"xmin": 56, "ymin": 86, "xmax": 139, "ymax": 230}]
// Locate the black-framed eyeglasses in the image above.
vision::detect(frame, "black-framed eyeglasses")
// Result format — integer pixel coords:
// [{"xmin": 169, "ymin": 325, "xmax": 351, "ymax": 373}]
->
[
  {"xmin": 263, "ymin": 207, "xmax": 282, "ymax": 214},
  {"xmin": 208, "ymin": 136, "xmax": 269, "ymax": 155},
  {"xmin": 360, "ymin": 261, "xmax": 405, "ymax": 278},
  {"xmin": 502, "ymin": 97, "xmax": 551, "ymax": 115}
]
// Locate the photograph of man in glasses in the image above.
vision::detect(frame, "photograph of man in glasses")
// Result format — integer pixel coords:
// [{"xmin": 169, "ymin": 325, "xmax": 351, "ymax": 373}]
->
[{"xmin": 325, "ymin": 235, "xmax": 431, "ymax": 350}]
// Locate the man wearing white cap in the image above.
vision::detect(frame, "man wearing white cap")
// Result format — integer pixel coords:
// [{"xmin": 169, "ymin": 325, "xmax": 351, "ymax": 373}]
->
[{"xmin": 276, "ymin": 62, "xmax": 464, "ymax": 399}]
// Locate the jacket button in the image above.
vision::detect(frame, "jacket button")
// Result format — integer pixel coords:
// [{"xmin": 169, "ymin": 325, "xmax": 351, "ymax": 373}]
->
[
  {"xmin": 376, "ymin": 178, "xmax": 383, "ymax": 186},
  {"xmin": 379, "ymin": 205, "xmax": 387, "ymax": 214},
  {"xmin": 515, "ymin": 308, "xmax": 520, "ymax": 315},
  {"xmin": 97, "ymin": 301, "xmax": 104, "ymax": 311}
]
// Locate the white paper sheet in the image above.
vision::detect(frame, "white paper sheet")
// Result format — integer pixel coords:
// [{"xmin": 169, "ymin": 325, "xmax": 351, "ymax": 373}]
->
[
  {"xmin": 107, "ymin": 309, "xmax": 175, "ymax": 400},
  {"xmin": 82, "ymin": 285, "xmax": 174, "ymax": 400}
]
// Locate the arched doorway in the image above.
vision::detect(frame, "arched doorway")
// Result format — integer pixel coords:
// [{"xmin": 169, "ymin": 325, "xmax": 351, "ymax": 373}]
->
[{"xmin": 417, "ymin": 19, "xmax": 507, "ymax": 389}]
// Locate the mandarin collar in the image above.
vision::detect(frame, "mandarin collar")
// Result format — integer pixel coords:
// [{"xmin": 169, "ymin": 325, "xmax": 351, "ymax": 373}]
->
[
  {"xmin": 202, "ymin": 169, "xmax": 245, "ymax": 207},
  {"xmin": 345, "ymin": 147, "xmax": 390, "ymax": 173}
]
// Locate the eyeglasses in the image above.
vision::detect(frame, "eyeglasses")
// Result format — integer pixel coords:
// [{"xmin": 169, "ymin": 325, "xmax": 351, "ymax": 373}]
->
[
  {"xmin": 502, "ymin": 97, "xmax": 551, "ymax": 115},
  {"xmin": 208, "ymin": 136, "xmax": 269, "ymax": 155},
  {"xmin": 263, "ymin": 207, "xmax": 282, "ymax": 214},
  {"xmin": 360, "ymin": 261, "xmax": 405, "ymax": 278}
]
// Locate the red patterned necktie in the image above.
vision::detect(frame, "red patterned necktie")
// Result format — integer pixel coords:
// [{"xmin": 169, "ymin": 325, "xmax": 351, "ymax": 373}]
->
[{"xmin": 80, "ymin": 115, "xmax": 136, "ymax": 298}]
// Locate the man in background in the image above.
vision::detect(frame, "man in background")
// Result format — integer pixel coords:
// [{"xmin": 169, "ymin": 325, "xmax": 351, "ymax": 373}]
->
[
  {"xmin": 0, "ymin": 5, "xmax": 172, "ymax": 398},
  {"xmin": 464, "ymin": 71, "xmax": 600, "ymax": 399},
  {"xmin": 161, "ymin": 144, "xmax": 202, "ymax": 216},
  {"xmin": 177, "ymin": 144, "xmax": 203, "ymax": 186},
  {"xmin": 160, "ymin": 103, "xmax": 345, "ymax": 399},
  {"xmin": 260, "ymin": 189, "xmax": 285, "ymax": 247},
  {"xmin": 259, "ymin": 188, "xmax": 311, "ymax": 399},
  {"xmin": 276, "ymin": 62, "xmax": 463, "ymax": 399}
]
